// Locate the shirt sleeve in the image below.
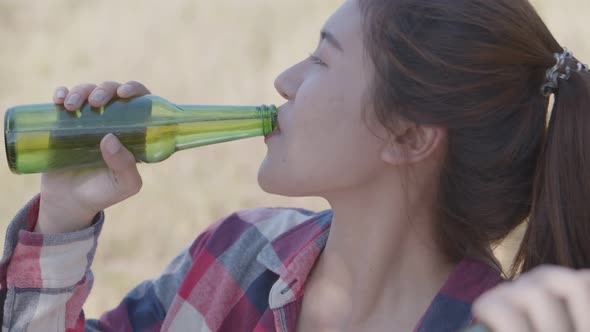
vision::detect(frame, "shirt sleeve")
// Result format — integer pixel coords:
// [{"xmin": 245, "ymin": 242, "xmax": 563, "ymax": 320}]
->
[
  {"xmin": 0, "ymin": 194, "xmax": 104, "ymax": 331},
  {"xmin": 0, "ymin": 194, "xmax": 216, "ymax": 332}
]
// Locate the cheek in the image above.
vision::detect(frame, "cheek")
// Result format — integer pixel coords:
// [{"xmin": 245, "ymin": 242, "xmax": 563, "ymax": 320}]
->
[
  {"xmin": 258, "ymin": 108, "xmax": 385, "ymax": 197},
  {"xmin": 258, "ymin": 67, "xmax": 382, "ymax": 196}
]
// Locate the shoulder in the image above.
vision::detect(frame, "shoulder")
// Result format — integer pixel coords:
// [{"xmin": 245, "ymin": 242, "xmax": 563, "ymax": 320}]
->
[
  {"xmin": 187, "ymin": 207, "xmax": 319, "ymax": 259},
  {"xmin": 416, "ymin": 258, "xmax": 504, "ymax": 331}
]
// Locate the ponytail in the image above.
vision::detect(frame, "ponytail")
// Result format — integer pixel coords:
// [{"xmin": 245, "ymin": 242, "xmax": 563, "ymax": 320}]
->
[
  {"xmin": 358, "ymin": 0, "xmax": 590, "ymax": 274},
  {"xmin": 514, "ymin": 68, "xmax": 590, "ymax": 274}
]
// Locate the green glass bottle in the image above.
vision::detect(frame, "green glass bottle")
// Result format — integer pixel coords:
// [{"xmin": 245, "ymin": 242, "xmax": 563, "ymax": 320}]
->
[{"xmin": 4, "ymin": 95, "xmax": 278, "ymax": 174}]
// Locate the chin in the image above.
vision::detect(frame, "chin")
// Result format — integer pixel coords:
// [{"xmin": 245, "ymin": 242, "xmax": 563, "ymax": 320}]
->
[
  {"xmin": 257, "ymin": 160, "xmax": 307, "ymax": 197},
  {"xmin": 257, "ymin": 168, "xmax": 291, "ymax": 196}
]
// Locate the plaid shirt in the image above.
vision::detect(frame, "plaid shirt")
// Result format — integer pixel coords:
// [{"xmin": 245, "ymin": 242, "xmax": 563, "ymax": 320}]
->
[{"xmin": 0, "ymin": 195, "xmax": 502, "ymax": 332}]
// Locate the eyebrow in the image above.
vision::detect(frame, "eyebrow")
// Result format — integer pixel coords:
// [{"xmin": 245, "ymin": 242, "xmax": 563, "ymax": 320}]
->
[{"xmin": 320, "ymin": 30, "xmax": 344, "ymax": 52}]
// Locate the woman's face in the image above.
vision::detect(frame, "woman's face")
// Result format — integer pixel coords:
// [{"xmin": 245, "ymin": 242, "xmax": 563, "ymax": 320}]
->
[{"xmin": 258, "ymin": 0, "xmax": 389, "ymax": 197}]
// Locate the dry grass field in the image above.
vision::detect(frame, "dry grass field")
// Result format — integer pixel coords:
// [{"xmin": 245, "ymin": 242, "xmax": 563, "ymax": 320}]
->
[{"xmin": 1, "ymin": 0, "xmax": 588, "ymax": 318}]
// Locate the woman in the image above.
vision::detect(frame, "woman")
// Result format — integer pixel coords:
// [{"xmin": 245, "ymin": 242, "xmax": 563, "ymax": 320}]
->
[{"xmin": 2, "ymin": 0, "xmax": 589, "ymax": 331}]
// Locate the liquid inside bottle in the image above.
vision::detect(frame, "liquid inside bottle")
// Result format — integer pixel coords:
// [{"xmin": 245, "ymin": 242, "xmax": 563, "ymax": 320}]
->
[{"xmin": 4, "ymin": 95, "xmax": 277, "ymax": 174}]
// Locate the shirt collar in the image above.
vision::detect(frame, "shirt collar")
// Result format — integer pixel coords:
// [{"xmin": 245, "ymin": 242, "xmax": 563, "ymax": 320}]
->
[
  {"xmin": 256, "ymin": 209, "xmax": 503, "ymax": 311},
  {"xmin": 257, "ymin": 209, "xmax": 333, "ymax": 309}
]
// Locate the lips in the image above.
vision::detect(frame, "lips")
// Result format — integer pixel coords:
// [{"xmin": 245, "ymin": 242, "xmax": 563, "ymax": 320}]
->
[
  {"xmin": 264, "ymin": 126, "xmax": 280, "ymax": 141},
  {"xmin": 264, "ymin": 120, "xmax": 281, "ymax": 142},
  {"xmin": 265, "ymin": 108, "xmax": 282, "ymax": 140}
]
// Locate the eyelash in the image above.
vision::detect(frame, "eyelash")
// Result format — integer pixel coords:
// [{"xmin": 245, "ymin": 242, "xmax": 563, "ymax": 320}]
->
[{"xmin": 308, "ymin": 53, "xmax": 327, "ymax": 67}]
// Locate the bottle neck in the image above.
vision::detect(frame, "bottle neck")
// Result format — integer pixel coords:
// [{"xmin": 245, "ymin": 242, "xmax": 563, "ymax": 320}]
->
[
  {"xmin": 175, "ymin": 104, "xmax": 277, "ymax": 136},
  {"xmin": 168, "ymin": 104, "xmax": 278, "ymax": 151}
]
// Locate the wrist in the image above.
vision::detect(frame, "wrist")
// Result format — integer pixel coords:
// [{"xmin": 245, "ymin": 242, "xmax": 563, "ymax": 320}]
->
[{"xmin": 36, "ymin": 200, "xmax": 98, "ymax": 234}]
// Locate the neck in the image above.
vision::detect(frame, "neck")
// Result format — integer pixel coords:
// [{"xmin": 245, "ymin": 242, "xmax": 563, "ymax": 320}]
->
[{"xmin": 306, "ymin": 175, "xmax": 456, "ymax": 330}]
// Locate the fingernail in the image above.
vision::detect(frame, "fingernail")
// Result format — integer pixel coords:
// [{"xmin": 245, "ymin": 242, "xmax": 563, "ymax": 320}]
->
[
  {"xmin": 55, "ymin": 90, "xmax": 66, "ymax": 100},
  {"xmin": 120, "ymin": 85, "xmax": 133, "ymax": 96},
  {"xmin": 65, "ymin": 93, "xmax": 80, "ymax": 106},
  {"xmin": 105, "ymin": 134, "xmax": 121, "ymax": 155},
  {"xmin": 90, "ymin": 90, "xmax": 106, "ymax": 103}
]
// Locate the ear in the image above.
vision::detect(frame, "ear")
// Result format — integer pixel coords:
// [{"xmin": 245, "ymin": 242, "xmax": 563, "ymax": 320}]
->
[{"xmin": 380, "ymin": 123, "xmax": 446, "ymax": 166}]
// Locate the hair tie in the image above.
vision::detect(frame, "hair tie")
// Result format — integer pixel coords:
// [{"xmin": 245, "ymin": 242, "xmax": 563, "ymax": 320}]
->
[{"xmin": 541, "ymin": 47, "xmax": 589, "ymax": 97}]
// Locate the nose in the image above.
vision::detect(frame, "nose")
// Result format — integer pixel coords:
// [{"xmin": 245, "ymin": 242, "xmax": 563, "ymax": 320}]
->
[{"xmin": 274, "ymin": 61, "xmax": 304, "ymax": 101}]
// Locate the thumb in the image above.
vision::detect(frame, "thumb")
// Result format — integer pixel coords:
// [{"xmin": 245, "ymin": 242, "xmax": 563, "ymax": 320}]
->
[{"xmin": 100, "ymin": 133, "xmax": 143, "ymax": 197}]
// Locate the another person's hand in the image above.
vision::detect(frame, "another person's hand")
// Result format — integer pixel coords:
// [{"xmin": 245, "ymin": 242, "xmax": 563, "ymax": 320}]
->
[
  {"xmin": 472, "ymin": 265, "xmax": 590, "ymax": 331},
  {"xmin": 36, "ymin": 81, "xmax": 151, "ymax": 234}
]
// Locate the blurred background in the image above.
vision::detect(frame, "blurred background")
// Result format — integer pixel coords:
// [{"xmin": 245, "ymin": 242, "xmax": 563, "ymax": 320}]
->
[{"xmin": 1, "ymin": 0, "xmax": 588, "ymax": 319}]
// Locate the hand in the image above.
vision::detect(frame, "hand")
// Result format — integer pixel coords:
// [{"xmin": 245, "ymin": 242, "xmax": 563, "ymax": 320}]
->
[
  {"xmin": 471, "ymin": 265, "xmax": 590, "ymax": 332},
  {"xmin": 36, "ymin": 81, "xmax": 151, "ymax": 234}
]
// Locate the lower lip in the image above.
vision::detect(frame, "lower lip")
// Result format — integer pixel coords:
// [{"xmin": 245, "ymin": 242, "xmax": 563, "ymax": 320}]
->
[{"xmin": 264, "ymin": 128, "xmax": 281, "ymax": 143}]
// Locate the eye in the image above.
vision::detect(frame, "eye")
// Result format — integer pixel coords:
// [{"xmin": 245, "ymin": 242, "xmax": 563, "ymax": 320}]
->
[{"xmin": 308, "ymin": 53, "xmax": 327, "ymax": 67}]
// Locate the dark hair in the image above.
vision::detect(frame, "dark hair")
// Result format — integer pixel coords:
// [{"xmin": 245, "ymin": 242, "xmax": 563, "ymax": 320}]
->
[{"xmin": 358, "ymin": 0, "xmax": 590, "ymax": 276}]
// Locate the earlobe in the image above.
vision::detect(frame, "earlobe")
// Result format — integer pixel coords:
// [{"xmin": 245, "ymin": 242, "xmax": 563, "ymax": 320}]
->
[{"xmin": 380, "ymin": 140, "xmax": 405, "ymax": 165}]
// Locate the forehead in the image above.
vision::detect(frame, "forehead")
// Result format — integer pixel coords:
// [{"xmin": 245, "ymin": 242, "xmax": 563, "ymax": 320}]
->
[{"xmin": 321, "ymin": 0, "xmax": 363, "ymax": 50}]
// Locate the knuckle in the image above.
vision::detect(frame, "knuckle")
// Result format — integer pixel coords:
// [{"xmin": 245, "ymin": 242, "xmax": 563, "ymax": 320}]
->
[
  {"xmin": 70, "ymin": 84, "xmax": 96, "ymax": 97},
  {"xmin": 132, "ymin": 176, "xmax": 143, "ymax": 194},
  {"xmin": 560, "ymin": 270, "xmax": 584, "ymax": 286},
  {"xmin": 75, "ymin": 83, "xmax": 97, "ymax": 92},
  {"xmin": 67, "ymin": 88, "xmax": 83, "ymax": 96},
  {"xmin": 483, "ymin": 282, "xmax": 530, "ymax": 307},
  {"xmin": 99, "ymin": 81, "xmax": 120, "ymax": 91},
  {"xmin": 533, "ymin": 265, "xmax": 562, "ymax": 277},
  {"xmin": 123, "ymin": 174, "xmax": 142, "ymax": 196},
  {"xmin": 125, "ymin": 80, "xmax": 141, "ymax": 87},
  {"xmin": 474, "ymin": 288, "xmax": 502, "ymax": 310},
  {"xmin": 514, "ymin": 284, "xmax": 544, "ymax": 302},
  {"xmin": 490, "ymin": 282, "xmax": 514, "ymax": 295},
  {"xmin": 124, "ymin": 80, "xmax": 149, "ymax": 93},
  {"xmin": 532, "ymin": 265, "xmax": 574, "ymax": 286},
  {"xmin": 121, "ymin": 153, "xmax": 139, "ymax": 170},
  {"xmin": 559, "ymin": 277, "xmax": 587, "ymax": 297}
]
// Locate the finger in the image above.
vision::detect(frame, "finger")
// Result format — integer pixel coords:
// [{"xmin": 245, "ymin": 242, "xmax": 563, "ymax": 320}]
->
[
  {"xmin": 116, "ymin": 80, "xmax": 151, "ymax": 99},
  {"xmin": 88, "ymin": 81, "xmax": 121, "ymax": 107},
  {"xmin": 473, "ymin": 284, "xmax": 533, "ymax": 332},
  {"xmin": 99, "ymin": 133, "xmax": 143, "ymax": 198},
  {"xmin": 527, "ymin": 267, "xmax": 590, "ymax": 332},
  {"xmin": 507, "ymin": 280, "xmax": 572, "ymax": 332},
  {"xmin": 64, "ymin": 83, "xmax": 98, "ymax": 111},
  {"xmin": 53, "ymin": 86, "xmax": 69, "ymax": 105}
]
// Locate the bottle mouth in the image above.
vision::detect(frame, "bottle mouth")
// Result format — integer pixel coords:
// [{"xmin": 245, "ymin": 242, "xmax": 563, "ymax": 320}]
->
[
  {"xmin": 4, "ymin": 108, "xmax": 18, "ymax": 174},
  {"xmin": 269, "ymin": 105, "xmax": 279, "ymax": 131},
  {"xmin": 260, "ymin": 104, "xmax": 279, "ymax": 136}
]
